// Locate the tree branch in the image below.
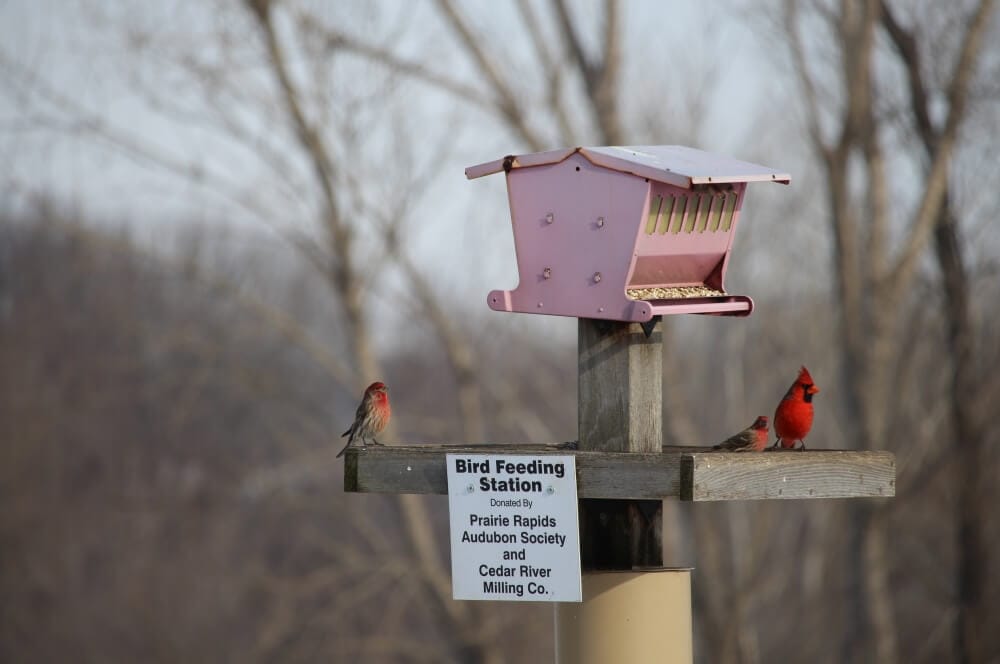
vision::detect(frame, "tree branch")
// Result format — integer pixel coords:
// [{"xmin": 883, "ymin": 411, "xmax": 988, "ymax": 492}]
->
[
  {"xmin": 885, "ymin": 0, "xmax": 995, "ymax": 299},
  {"xmin": 552, "ymin": 0, "xmax": 623, "ymax": 143},
  {"xmin": 595, "ymin": 0, "xmax": 623, "ymax": 143},
  {"xmin": 782, "ymin": 0, "xmax": 830, "ymax": 158},
  {"xmin": 435, "ymin": 0, "xmax": 547, "ymax": 151},
  {"xmin": 878, "ymin": 1, "xmax": 935, "ymax": 142},
  {"xmin": 296, "ymin": 16, "xmax": 496, "ymax": 113},
  {"xmin": 516, "ymin": 0, "xmax": 581, "ymax": 144},
  {"xmin": 245, "ymin": 0, "xmax": 378, "ymax": 382},
  {"xmin": 552, "ymin": 0, "xmax": 593, "ymax": 83}
]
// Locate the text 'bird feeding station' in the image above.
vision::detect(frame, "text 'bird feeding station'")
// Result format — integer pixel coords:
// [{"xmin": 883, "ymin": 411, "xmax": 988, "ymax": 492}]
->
[{"xmin": 466, "ymin": 145, "xmax": 790, "ymax": 323}]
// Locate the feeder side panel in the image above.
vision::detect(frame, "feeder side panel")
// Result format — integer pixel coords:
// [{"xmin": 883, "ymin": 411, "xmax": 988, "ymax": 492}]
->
[
  {"xmin": 499, "ymin": 153, "xmax": 650, "ymax": 321},
  {"xmin": 627, "ymin": 183, "xmax": 747, "ymax": 290}
]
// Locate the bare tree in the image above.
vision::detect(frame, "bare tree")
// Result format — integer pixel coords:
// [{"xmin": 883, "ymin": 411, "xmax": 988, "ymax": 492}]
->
[
  {"xmin": 879, "ymin": 5, "xmax": 994, "ymax": 661},
  {"xmin": 776, "ymin": 0, "xmax": 996, "ymax": 661}
]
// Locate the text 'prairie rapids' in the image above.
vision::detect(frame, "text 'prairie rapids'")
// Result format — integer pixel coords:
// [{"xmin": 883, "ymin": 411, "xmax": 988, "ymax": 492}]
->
[{"xmin": 453, "ymin": 458, "xmax": 566, "ymax": 492}]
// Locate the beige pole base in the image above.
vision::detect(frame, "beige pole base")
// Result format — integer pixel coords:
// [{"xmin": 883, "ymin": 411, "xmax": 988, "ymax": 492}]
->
[{"xmin": 554, "ymin": 568, "xmax": 692, "ymax": 664}]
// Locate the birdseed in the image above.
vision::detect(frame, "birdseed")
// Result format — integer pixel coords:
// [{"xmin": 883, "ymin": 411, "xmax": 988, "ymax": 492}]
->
[{"xmin": 627, "ymin": 286, "xmax": 726, "ymax": 300}]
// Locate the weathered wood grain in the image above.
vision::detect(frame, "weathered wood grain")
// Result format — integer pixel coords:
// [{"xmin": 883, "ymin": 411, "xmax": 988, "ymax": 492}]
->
[
  {"xmin": 578, "ymin": 318, "xmax": 665, "ymax": 568},
  {"xmin": 344, "ymin": 444, "xmax": 896, "ymax": 503},
  {"xmin": 679, "ymin": 450, "xmax": 896, "ymax": 501},
  {"xmin": 578, "ymin": 318, "xmax": 662, "ymax": 453}
]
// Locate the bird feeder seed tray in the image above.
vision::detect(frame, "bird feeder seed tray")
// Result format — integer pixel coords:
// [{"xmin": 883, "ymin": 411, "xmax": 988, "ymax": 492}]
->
[{"xmin": 466, "ymin": 146, "xmax": 790, "ymax": 323}]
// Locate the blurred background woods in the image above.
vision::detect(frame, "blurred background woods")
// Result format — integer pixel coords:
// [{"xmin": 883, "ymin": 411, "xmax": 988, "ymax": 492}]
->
[{"xmin": 1, "ymin": 0, "xmax": 999, "ymax": 662}]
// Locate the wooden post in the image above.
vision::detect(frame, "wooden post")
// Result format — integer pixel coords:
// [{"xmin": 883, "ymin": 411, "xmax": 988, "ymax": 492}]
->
[
  {"xmin": 578, "ymin": 318, "xmax": 662, "ymax": 454},
  {"xmin": 577, "ymin": 318, "xmax": 663, "ymax": 568},
  {"xmin": 556, "ymin": 317, "xmax": 688, "ymax": 663}
]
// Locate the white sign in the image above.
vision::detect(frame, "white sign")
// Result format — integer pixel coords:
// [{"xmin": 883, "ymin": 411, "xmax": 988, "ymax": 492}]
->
[{"xmin": 446, "ymin": 454, "xmax": 582, "ymax": 602}]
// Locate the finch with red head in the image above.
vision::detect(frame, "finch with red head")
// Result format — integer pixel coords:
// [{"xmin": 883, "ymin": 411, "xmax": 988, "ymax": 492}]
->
[
  {"xmin": 713, "ymin": 416, "xmax": 770, "ymax": 452},
  {"xmin": 336, "ymin": 381, "xmax": 391, "ymax": 458},
  {"xmin": 773, "ymin": 366, "xmax": 819, "ymax": 450}
]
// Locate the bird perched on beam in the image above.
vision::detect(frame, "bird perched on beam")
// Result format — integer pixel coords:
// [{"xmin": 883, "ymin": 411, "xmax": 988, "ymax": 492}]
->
[
  {"xmin": 713, "ymin": 415, "xmax": 770, "ymax": 452},
  {"xmin": 336, "ymin": 381, "xmax": 391, "ymax": 458},
  {"xmin": 773, "ymin": 366, "xmax": 819, "ymax": 450}
]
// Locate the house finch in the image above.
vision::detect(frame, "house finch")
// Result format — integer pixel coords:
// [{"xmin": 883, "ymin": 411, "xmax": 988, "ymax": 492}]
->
[
  {"xmin": 336, "ymin": 381, "xmax": 391, "ymax": 458},
  {"xmin": 713, "ymin": 416, "xmax": 769, "ymax": 452},
  {"xmin": 772, "ymin": 366, "xmax": 819, "ymax": 450}
]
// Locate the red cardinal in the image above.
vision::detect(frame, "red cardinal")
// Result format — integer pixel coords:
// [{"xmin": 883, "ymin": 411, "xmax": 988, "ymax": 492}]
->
[
  {"xmin": 336, "ymin": 381, "xmax": 391, "ymax": 458},
  {"xmin": 713, "ymin": 416, "xmax": 770, "ymax": 452},
  {"xmin": 773, "ymin": 366, "xmax": 819, "ymax": 450}
]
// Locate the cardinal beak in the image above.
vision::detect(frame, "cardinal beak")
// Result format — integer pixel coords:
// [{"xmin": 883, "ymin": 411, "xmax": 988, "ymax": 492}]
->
[{"xmin": 807, "ymin": 385, "xmax": 820, "ymax": 395}]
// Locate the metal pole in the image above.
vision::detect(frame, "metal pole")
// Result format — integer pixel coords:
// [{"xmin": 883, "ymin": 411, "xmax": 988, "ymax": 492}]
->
[{"xmin": 555, "ymin": 569, "xmax": 692, "ymax": 664}]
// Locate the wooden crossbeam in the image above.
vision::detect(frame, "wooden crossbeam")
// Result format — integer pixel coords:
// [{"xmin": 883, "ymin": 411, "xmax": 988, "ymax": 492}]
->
[
  {"xmin": 343, "ymin": 444, "xmax": 895, "ymax": 502},
  {"xmin": 680, "ymin": 450, "xmax": 895, "ymax": 501}
]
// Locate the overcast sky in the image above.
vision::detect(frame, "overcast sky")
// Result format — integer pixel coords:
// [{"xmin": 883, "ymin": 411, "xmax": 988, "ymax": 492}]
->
[{"xmin": 0, "ymin": 0, "xmax": 783, "ymax": 216}]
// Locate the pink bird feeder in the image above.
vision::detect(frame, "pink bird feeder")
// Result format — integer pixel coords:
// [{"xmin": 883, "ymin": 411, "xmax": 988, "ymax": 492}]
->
[{"xmin": 466, "ymin": 146, "xmax": 790, "ymax": 323}]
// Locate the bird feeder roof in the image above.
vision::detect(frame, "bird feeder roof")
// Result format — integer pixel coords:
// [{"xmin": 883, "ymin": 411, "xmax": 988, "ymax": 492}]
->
[{"xmin": 465, "ymin": 145, "xmax": 791, "ymax": 189}]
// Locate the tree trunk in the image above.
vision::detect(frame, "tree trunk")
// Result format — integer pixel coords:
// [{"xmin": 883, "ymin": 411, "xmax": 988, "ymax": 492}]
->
[{"xmin": 934, "ymin": 203, "xmax": 987, "ymax": 664}]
